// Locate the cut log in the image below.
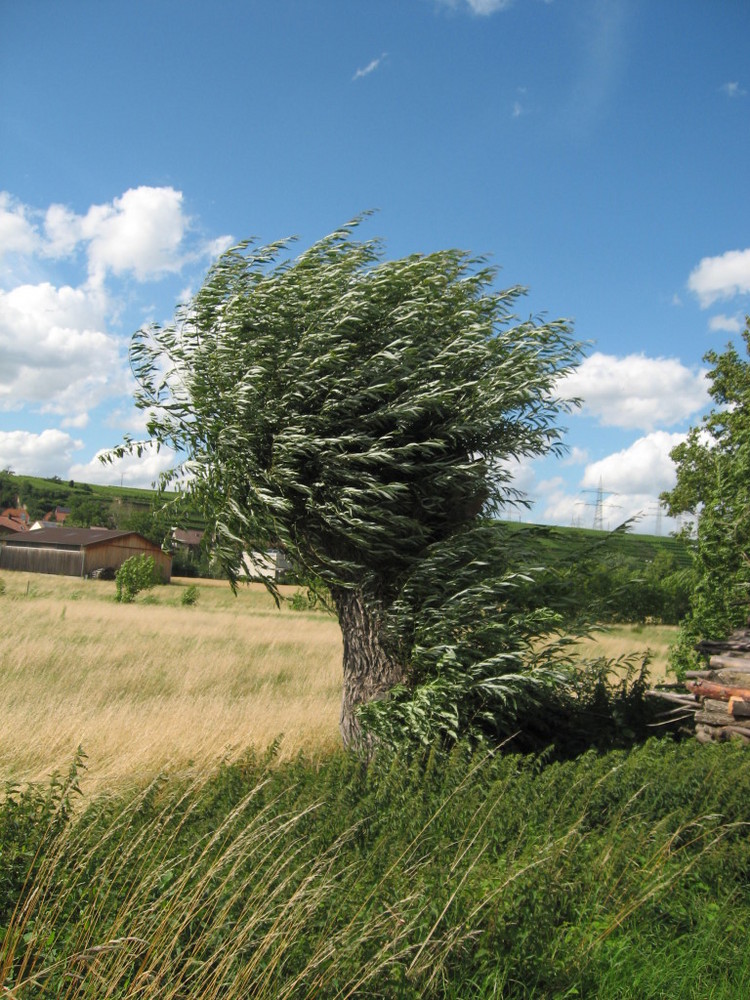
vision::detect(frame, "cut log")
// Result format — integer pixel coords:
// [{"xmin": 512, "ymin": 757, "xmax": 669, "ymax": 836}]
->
[
  {"xmin": 695, "ymin": 699, "xmax": 734, "ymax": 726},
  {"xmin": 695, "ymin": 724, "xmax": 720, "ymax": 744},
  {"xmin": 646, "ymin": 690, "xmax": 697, "ymax": 706},
  {"xmin": 685, "ymin": 670, "xmax": 713, "ymax": 679},
  {"xmin": 728, "ymin": 697, "xmax": 750, "ymax": 719},
  {"xmin": 713, "ymin": 668, "xmax": 750, "ymax": 686},
  {"xmin": 707, "ymin": 655, "xmax": 750, "ymax": 672},
  {"xmin": 723, "ymin": 726, "xmax": 750, "ymax": 743},
  {"xmin": 685, "ymin": 679, "xmax": 750, "ymax": 702},
  {"xmin": 698, "ymin": 631, "xmax": 750, "ymax": 656}
]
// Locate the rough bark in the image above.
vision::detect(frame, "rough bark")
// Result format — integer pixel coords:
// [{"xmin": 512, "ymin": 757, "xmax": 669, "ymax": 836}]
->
[{"xmin": 332, "ymin": 587, "xmax": 406, "ymax": 751}]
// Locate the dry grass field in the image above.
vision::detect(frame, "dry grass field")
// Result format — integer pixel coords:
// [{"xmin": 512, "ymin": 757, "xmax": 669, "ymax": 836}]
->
[
  {"xmin": 0, "ymin": 571, "xmax": 343, "ymax": 790},
  {"xmin": 0, "ymin": 570, "xmax": 677, "ymax": 790}
]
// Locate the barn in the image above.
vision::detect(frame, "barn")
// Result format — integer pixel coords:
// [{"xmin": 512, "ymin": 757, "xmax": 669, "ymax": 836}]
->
[{"xmin": 0, "ymin": 527, "xmax": 172, "ymax": 581}]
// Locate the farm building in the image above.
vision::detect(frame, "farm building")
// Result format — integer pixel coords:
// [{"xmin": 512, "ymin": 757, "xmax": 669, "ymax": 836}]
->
[{"xmin": 0, "ymin": 527, "xmax": 172, "ymax": 581}]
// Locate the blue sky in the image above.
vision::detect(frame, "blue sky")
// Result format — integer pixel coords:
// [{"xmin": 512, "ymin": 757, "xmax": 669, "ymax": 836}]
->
[{"xmin": 1, "ymin": 0, "xmax": 748, "ymax": 533}]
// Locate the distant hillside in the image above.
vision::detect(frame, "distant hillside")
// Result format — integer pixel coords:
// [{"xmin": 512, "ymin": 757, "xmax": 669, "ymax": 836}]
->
[
  {"xmin": 503, "ymin": 519, "xmax": 693, "ymax": 569},
  {"xmin": 1, "ymin": 470, "xmax": 691, "ymax": 564},
  {"xmin": 0, "ymin": 471, "xmax": 202, "ymax": 530}
]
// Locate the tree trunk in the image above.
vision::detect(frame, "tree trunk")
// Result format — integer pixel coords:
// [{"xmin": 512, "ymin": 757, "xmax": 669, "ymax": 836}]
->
[{"xmin": 332, "ymin": 587, "xmax": 405, "ymax": 751}]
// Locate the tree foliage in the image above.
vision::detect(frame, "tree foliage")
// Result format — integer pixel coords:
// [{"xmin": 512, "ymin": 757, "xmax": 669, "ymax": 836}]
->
[
  {"xmin": 662, "ymin": 318, "xmax": 750, "ymax": 671},
  {"xmin": 116, "ymin": 219, "xmax": 584, "ymax": 747}
]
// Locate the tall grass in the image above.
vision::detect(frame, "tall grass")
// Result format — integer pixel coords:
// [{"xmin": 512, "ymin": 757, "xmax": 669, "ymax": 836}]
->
[
  {"xmin": 0, "ymin": 573, "xmax": 342, "ymax": 788},
  {"xmin": 1, "ymin": 739, "xmax": 749, "ymax": 998}
]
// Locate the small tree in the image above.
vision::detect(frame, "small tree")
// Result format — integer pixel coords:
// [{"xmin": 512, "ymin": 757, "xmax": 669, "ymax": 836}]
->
[
  {"xmin": 662, "ymin": 318, "xmax": 750, "ymax": 671},
  {"xmin": 116, "ymin": 221, "xmax": 582, "ymax": 747},
  {"xmin": 115, "ymin": 554, "xmax": 157, "ymax": 604}
]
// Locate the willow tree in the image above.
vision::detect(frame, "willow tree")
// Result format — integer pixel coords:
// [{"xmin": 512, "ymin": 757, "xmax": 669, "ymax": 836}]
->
[{"xmin": 121, "ymin": 221, "xmax": 581, "ymax": 748}]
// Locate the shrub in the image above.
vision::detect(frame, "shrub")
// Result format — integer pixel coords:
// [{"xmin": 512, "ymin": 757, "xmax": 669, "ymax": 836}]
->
[
  {"xmin": 181, "ymin": 584, "xmax": 199, "ymax": 607},
  {"xmin": 115, "ymin": 554, "xmax": 156, "ymax": 603}
]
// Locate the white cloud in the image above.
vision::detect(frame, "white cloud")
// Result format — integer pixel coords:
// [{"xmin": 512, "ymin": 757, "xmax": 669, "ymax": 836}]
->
[
  {"xmin": 203, "ymin": 234, "xmax": 235, "ymax": 261},
  {"xmin": 41, "ymin": 186, "xmax": 190, "ymax": 283},
  {"xmin": 68, "ymin": 442, "xmax": 177, "ymax": 489},
  {"xmin": 562, "ymin": 446, "xmax": 589, "ymax": 466},
  {"xmin": 688, "ymin": 248, "xmax": 750, "ymax": 307},
  {"xmin": 581, "ymin": 431, "xmax": 684, "ymax": 496},
  {"xmin": 708, "ymin": 313, "xmax": 744, "ymax": 334},
  {"xmin": 559, "ymin": 352, "xmax": 708, "ymax": 430},
  {"xmin": 61, "ymin": 412, "xmax": 90, "ymax": 429},
  {"xmin": 0, "ymin": 429, "xmax": 83, "ymax": 477},
  {"xmin": 0, "ymin": 192, "xmax": 39, "ymax": 258},
  {"xmin": 84, "ymin": 186, "xmax": 188, "ymax": 282},
  {"xmin": 434, "ymin": 0, "xmax": 513, "ymax": 14},
  {"xmin": 0, "ymin": 280, "xmax": 126, "ymax": 414},
  {"xmin": 533, "ymin": 432, "xmax": 685, "ymax": 533},
  {"xmin": 466, "ymin": 0, "xmax": 513, "ymax": 12},
  {"xmin": 43, "ymin": 202, "xmax": 84, "ymax": 258},
  {"xmin": 721, "ymin": 81, "xmax": 747, "ymax": 98},
  {"xmin": 353, "ymin": 53, "xmax": 387, "ymax": 81}
]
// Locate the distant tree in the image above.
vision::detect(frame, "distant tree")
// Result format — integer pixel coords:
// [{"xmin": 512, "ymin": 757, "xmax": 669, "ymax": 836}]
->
[
  {"xmin": 662, "ymin": 318, "xmax": 750, "ymax": 671},
  {"xmin": 115, "ymin": 554, "xmax": 157, "ymax": 604},
  {"xmin": 117, "ymin": 506, "xmax": 172, "ymax": 548},
  {"xmin": 0, "ymin": 470, "xmax": 17, "ymax": 510},
  {"xmin": 115, "ymin": 221, "xmax": 582, "ymax": 748},
  {"xmin": 68, "ymin": 497, "xmax": 111, "ymax": 528}
]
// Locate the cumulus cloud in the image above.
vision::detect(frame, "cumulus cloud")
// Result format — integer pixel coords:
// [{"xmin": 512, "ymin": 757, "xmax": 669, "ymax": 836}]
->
[
  {"xmin": 0, "ymin": 429, "xmax": 83, "ymax": 477},
  {"xmin": 688, "ymin": 248, "xmax": 750, "ymax": 307},
  {"xmin": 582, "ymin": 431, "xmax": 684, "ymax": 496},
  {"xmin": 559, "ymin": 352, "xmax": 708, "ymax": 430},
  {"xmin": 5, "ymin": 186, "xmax": 200, "ymax": 285},
  {"xmin": 0, "ymin": 280, "xmax": 126, "ymax": 414},
  {"xmin": 532, "ymin": 432, "xmax": 685, "ymax": 533},
  {"xmin": 56, "ymin": 186, "xmax": 189, "ymax": 283},
  {"xmin": 68, "ymin": 442, "xmax": 177, "ymax": 489}
]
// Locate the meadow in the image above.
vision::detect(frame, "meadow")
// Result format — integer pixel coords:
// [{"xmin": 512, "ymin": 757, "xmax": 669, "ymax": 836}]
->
[
  {"xmin": 0, "ymin": 572, "xmax": 342, "ymax": 788},
  {"xmin": 0, "ymin": 570, "xmax": 674, "ymax": 789}
]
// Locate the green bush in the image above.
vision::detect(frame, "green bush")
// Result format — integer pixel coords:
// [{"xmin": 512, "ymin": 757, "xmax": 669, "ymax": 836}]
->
[
  {"xmin": 114, "ymin": 554, "xmax": 156, "ymax": 603},
  {"xmin": 181, "ymin": 584, "xmax": 199, "ymax": 607}
]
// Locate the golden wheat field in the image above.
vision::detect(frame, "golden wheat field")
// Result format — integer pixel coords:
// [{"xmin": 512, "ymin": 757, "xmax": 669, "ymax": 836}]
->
[{"xmin": 0, "ymin": 570, "xmax": 677, "ymax": 790}]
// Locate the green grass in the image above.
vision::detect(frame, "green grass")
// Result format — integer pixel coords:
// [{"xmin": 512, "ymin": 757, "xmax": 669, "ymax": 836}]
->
[{"xmin": 1, "ymin": 738, "xmax": 749, "ymax": 998}]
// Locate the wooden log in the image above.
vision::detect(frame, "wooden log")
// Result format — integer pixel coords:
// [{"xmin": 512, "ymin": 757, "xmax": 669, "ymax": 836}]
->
[
  {"xmin": 723, "ymin": 725, "xmax": 750, "ymax": 742},
  {"xmin": 697, "ymin": 630, "xmax": 750, "ymax": 656},
  {"xmin": 728, "ymin": 697, "xmax": 750, "ymax": 719},
  {"xmin": 713, "ymin": 668, "xmax": 750, "ymax": 686},
  {"xmin": 685, "ymin": 679, "xmax": 750, "ymax": 702},
  {"xmin": 685, "ymin": 670, "xmax": 713, "ymax": 679},
  {"xmin": 695, "ymin": 724, "xmax": 720, "ymax": 744},
  {"xmin": 708, "ymin": 655, "xmax": 750, "ymax": 672},
  {"xmin": 695, "ymin": 699, "xmax": 734, "ymax": 726},
  {"xmin": 645, "ymin": 690, "xmax": 697, "ymax": 706}
]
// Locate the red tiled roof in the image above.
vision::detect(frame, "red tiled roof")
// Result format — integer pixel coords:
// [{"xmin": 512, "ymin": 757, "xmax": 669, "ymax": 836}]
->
[{"xmin": 0, "ymin": 515, "xmax": 27, "ymax": 533}]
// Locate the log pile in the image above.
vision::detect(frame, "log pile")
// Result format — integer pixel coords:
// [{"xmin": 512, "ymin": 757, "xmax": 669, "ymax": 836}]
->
[{"xmin": 685, "ymin": 628, "xmax": 750, "ymax": 745}]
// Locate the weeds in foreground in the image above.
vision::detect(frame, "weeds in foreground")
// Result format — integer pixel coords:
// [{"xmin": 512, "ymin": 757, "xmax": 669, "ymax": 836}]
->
[{"xmin": 1, "ymin": 739, "xmax": 749, "ymax": 998}]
